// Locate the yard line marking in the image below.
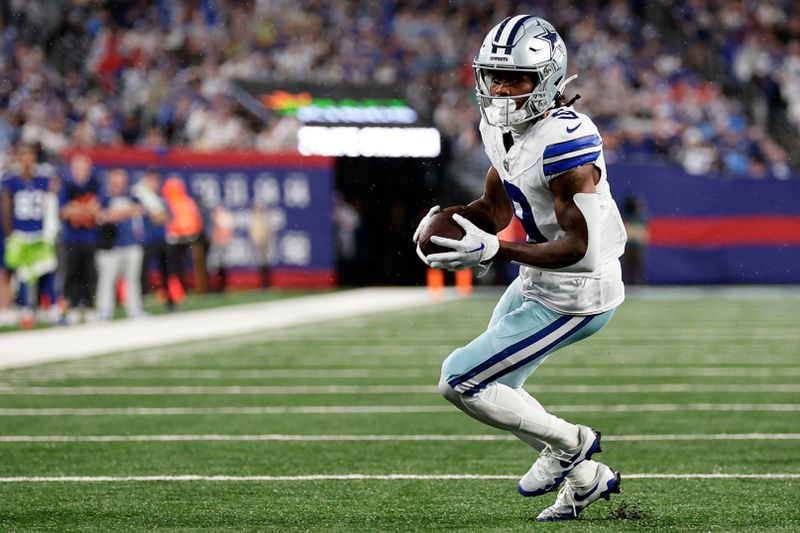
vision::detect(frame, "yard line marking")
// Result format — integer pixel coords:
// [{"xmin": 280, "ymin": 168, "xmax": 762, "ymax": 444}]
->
[
  {"xmin": 552, "ymin": 367, "xmax": 800, "ymax": 377},
  {"xmin": 0, "ymin": 368, "xmax": 433, "ymax": 381},
  {"xmin": 3, "ymin": 384, "xmax": 800, "ymax": 395},
  {"xmin": 111, "ymin": 366, "xmax": 800, "ymax": 378},
  {"xmin": 7, "ymin": 366, "xmax": 800, "ymax": 384},
  {"xmin": 552, "ymin": 403, "xmax": 800, "ymax": 412},
  {"xmin": 1, "ymin": 403, "xmax": 799, "ymax": 416},
  {"xmin": 0, "ymin": 473, "xmax": 798, "ymax": 483},
  {"xmin": 0, "ymin": 406, "xmax": 455, "ymax": 416},
  {"xmin": 1, "ymin": 433, "xmax": 798, "ymax": 443}
]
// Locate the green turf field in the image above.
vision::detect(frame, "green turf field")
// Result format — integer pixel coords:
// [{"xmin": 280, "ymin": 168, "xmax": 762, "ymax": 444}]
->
[{"xmin": 1, "ymin": 291, "xmax": 799, "ymax": 531}]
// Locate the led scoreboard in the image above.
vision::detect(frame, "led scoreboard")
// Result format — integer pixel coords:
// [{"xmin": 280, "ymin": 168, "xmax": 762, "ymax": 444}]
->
[{"xmin": 232, "ymin": 81, "xmax": 441, "ymax": 158}]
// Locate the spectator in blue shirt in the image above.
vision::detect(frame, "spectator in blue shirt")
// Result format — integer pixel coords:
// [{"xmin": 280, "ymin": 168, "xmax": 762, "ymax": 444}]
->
[
  {"xmin": 95, "ymin": 168, "xmax": 146, "ymax": 320},
  {"xmin": 59, "ymin": 153, "xmax": 101, "ymax": 323},
  {"xmin": 131, "ymin": 168, "xmax": 169, "ymax": 309}
]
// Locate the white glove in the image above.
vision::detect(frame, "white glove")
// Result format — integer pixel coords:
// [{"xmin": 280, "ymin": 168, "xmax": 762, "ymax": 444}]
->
[
  {"xmin": 412, "ymin": 205, "xmax": 441, "ymax": 244},
  {"xmin": 415, "ymin": 242, "xmax": 431, "ymax": 266},
  {"xmin": 426, "ymin": 214, "xmax": 499, "ymax": 271}
]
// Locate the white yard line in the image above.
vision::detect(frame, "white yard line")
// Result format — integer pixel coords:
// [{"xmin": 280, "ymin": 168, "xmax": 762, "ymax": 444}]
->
[
  {"xmin": 0, "ymin": 473, "xmax": 798, "ymax": 483},
  {"xmin": 6, "ymin": 366, "xmax": 800, "ymax": 384},
  {"xmin": 2, "ymin": 384, "xmax": 800, "ymax": 395},
  {"xmin": 552, "ymin": 402, "xmax": 800, "ymax": 412},
  {"xmin": 0, "ymin": 433, "xmax": 798, "ymax": 443},
  {"xmin": 0, "ymin": 288, "xmax": 435, "ymax": 370},
  {"xmin": 4, "ymin": 366, "xmax": 800, "ymax": 384},
  {"xmin": 53, "ymin": 366, "xmax": 800, "ymax": 378},
  {"xmin": 1, "ymin": 403, "xmax": 798, "ymax": 416},
  {"xmin": 1, "ymin": 368, "xmax": 432, "ymax": 381},
  {"xmin": 0, "ymin": 405, "xmax": 451, "ymax": 416},
  {"xmin": 0, "ymin": 405, "xmax": 454, "ymax": 416}
]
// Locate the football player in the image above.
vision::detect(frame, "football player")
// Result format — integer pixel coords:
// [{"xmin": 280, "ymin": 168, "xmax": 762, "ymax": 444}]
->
[
  {"xmin": 414, "ymin": 16, "xmax": 626, "ymax": 521},
  {"xmin": 1, "ymin": 144, "xmax": 59, "ymax": 327}
]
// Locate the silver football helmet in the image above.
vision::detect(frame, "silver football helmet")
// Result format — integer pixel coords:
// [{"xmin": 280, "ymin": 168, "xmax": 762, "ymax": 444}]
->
[{"xmin": 474, "ymin": 16, "xmax": 572, "ymax": 127}]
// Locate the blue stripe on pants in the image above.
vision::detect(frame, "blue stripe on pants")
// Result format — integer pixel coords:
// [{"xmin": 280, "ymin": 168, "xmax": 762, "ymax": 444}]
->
[{"xmin": 441, "ymin": 284, "xmax": 616, "ymax": 394}]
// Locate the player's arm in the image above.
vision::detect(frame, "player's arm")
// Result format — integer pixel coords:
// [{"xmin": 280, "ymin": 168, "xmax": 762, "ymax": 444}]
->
[
  {"xmin": 496, "ymin": 164, "xmax": 600, "ymax": 271},
  {"xmin": 1, "ymin": 189, "xmax": 11, "ymax": 237},
  {"xmin": 60, "ymin": 198, "xmax": 82, "ymax": 221},
  {"xmin": 101, "ymin": 201, "xmax": 143, "ymax": 223},
  {"xmin": 467, "ymin": 166, "xmax": 514, "ymax": 232}
]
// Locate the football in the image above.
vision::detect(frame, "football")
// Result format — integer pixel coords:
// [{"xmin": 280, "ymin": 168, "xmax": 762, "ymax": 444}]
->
[{"xmin": 418, "ymin": 205, "xmax": 497, "ymax": 256}]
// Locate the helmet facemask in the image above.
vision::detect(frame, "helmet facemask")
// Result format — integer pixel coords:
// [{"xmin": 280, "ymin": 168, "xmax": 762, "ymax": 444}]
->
[
  {"xmin": 472, "ymin": 16, "xmax": 569, "ymax": 129},
  {"xmin": 474, "ymin": 62, "xmax": 559, "ymax": 128}
]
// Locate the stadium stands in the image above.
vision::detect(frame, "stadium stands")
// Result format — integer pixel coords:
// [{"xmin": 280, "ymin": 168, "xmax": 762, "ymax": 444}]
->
[
  {"xmin": 0, "ymin": 0, "xmax": 796, "ymax": 181},
  {"xmin": 654, "ymin": 0, "xmax": 799, "ymax": 177}
]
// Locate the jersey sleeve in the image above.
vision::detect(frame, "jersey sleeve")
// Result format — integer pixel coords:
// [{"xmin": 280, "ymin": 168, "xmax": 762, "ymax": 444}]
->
[{"xmin": 541, "ymin": 113, "xmax": 603, "ymax": 181}]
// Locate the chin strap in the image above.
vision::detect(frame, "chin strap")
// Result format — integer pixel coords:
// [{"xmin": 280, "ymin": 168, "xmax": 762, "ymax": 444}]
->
[{"xmin": 559, "ymin": 74, "xmax": 578, "ymax": 94}]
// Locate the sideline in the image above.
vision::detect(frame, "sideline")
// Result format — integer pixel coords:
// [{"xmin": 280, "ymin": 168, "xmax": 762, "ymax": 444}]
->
[{"xmin": 0, "ymin": 288, "xmax": 435, "ymax": 370}]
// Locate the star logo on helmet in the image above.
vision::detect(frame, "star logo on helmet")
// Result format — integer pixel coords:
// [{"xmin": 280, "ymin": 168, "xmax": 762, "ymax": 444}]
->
[{"xmin": 532, "ymin": 27, "xmax": 559, "ymax": 55}]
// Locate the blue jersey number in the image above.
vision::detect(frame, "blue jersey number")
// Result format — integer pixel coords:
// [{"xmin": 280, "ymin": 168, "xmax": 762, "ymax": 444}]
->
[
  {"xmin": 551, "ymin": 108, "xmax": 579, "ymax": 121},
  {"xmin": 502, "ymin": 181, "xmax": 547, "ymax": 243}
]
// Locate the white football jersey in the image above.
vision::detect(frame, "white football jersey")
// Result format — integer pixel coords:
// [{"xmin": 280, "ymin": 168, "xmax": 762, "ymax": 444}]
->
[{"xmin": 479, "ymin": 106, "xmax": 627, "ymax": 315}]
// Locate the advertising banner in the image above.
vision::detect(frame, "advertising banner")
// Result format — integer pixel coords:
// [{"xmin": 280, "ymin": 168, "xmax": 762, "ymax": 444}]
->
[
  {"xmin": 610, "ymin": 162, "xmax": 800, "ymax": 284},
  {"xmin": 81, "ymin": 148, "xmax": 335, "ymax": 288}
]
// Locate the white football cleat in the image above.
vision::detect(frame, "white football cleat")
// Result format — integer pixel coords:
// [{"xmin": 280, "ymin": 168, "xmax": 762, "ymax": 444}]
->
[
  {"xmin": 535, "ymin": 463, "xmax": 621, "ymax": 522},
  {"xmin": 518, "ymin": 425, "xmax": 601, "ymax": 497}
]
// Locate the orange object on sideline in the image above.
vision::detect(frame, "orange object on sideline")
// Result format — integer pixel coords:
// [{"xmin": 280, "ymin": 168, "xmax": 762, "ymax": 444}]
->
[
  {"xmin": 162, "ymin": 177, "xmax": 203, "ymax": 241},
  {"xmin": 167, "ymin": 274, "xmax": 186, "ymax": 304},
  {"xmin": 426, "ymin": 268, "xmax": 444, "ymax": 301},
  {"xmin": 455, "ymin": 268, "xmax": 473, "ymax": 296},
  {"xmin": 116, "ymin": 278, "xmax": 126, "ymax": 305}
]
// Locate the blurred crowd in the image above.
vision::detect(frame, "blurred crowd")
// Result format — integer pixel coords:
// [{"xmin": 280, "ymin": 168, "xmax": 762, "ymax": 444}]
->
[
  {"xmin": 665, "ymin": 1, "xmax": 800, "ymax": 143},
  {"xmin": 0, "ymin": 0, "xmax": 796, "ymax": 183},
  {"xmin": 433, "ymin": 0, "xmax": 794, "ymax": 183}
]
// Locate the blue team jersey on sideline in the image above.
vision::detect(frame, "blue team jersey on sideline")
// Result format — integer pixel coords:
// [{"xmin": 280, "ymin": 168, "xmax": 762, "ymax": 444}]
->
[
  {"xmin": 1, "ymin": 174, "xmax": 51, "ymax": 234},
  {"xmin": 143, "ymin": 211, "xmax": 167, "ymax": 245},
  {"xmin": 59, "ymin": 175, "xmax": 100, "ymax": 245}
]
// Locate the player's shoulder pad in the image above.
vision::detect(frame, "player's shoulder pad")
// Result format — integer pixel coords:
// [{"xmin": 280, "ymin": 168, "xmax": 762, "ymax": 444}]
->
[{"xmin": 540, "ymin": 107, "xmax": 602, "ymax": 179}]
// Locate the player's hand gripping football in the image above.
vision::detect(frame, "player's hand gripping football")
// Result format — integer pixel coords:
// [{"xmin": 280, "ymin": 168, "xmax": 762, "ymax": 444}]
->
[
  {"xmin": 412, "ymin": 205, "xmax": 440, "ymax": 265},
  {"xmin": 426, "ymin": 214, "xmax": 499, "ymax": 271}
]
